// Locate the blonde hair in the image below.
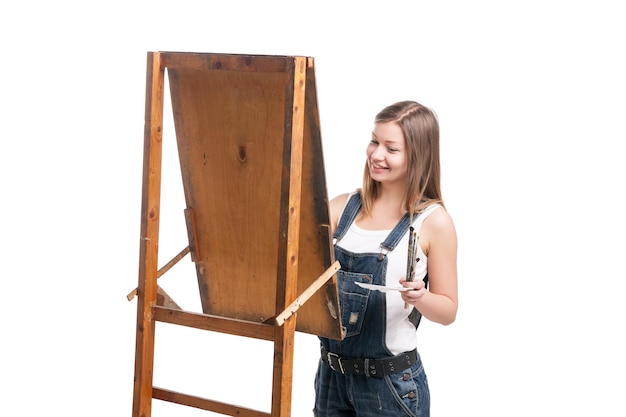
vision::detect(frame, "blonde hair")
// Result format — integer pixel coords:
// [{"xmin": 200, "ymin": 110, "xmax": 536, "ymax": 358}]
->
[{"xmin": 361, "ymin": 100, "xmax": 443, "ymax": 219}]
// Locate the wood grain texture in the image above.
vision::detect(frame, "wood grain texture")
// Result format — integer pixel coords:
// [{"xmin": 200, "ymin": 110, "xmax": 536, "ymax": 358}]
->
[{"xmin": 166, "ymin": 53, "xmax": 342, "ymax": 340}]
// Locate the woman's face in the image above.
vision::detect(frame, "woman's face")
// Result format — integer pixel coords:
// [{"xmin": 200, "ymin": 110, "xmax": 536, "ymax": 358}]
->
[{"xmin": 366, "ymin": 121, "xmax": 408, "ymax": 186}]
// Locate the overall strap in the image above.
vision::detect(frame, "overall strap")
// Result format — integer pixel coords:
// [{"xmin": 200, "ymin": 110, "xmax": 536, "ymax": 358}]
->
[
  {"xmin": 333, "ymin": 192, "xmax": 362, "ymax": 242},
  {"xmin": 383, "ymin": 204, "xmax": 440, "ymax": 253},
  {"xmin": 380, "ymin": 213, "xmax": 412, "ymax": 252}
]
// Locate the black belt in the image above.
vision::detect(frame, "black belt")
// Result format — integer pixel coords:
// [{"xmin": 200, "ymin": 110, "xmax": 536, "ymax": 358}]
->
[{"xmin": 321, "ymin": 347, "xmax": 417, "ymax": 377}]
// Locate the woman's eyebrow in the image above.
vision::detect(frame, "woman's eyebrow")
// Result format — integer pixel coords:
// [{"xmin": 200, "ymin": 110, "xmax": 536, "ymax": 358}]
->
[{"xmin": 372, "ymin": 131, "xmax": 403, "ymax": 146}]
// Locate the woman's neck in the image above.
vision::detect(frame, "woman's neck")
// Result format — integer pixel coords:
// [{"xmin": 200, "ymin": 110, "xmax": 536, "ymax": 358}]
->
[{"xmin": 357, "ymin": 186, "xmax": 406, "ymax": 230}]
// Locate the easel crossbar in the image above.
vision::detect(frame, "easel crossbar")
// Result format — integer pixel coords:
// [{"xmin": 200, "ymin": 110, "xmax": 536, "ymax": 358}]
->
[
  {"xmin": 153, "ymin": 387, "xmax": 270, "ymax": 417},
  {"xmin": 153, "ymin": 306, "xmax": 275, "ymax": 341}
]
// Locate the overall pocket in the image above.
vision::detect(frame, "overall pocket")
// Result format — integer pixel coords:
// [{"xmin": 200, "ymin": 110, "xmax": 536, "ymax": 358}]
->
[
  {"xmin": 385, "ymin": 360, "xmax": 430, "ymax": 417},
  {"xmin": 337, "ymin": 270, "xmax": 372, "ymax": 337}
]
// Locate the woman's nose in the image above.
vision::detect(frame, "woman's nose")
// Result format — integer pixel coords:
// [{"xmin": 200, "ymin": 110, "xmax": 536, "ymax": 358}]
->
[{"xmin": 371, "ymin": 146, "xmax": 385, "ymax": 160}]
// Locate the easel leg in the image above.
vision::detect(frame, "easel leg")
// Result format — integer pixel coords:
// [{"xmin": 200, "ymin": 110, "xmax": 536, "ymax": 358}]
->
[
  {"xmin": 271, "ymin": 317, "xmax": 296, "ymax": 417},
  {"xmin": 132, "ymin": 51, "xmax": 166, "ymax": 417}
]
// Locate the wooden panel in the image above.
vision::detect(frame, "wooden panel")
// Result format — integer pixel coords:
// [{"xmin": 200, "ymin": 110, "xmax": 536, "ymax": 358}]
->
[{"xmin": 163, "ymin": 52, "xmax": 342, "ymax": 340}]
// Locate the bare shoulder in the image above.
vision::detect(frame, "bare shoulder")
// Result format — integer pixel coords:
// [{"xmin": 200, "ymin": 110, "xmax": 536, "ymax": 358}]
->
[
  {"xmin": 425, "ymin": 205, "xmax": 456, "ymax": 231},
  {"xmin": 329, "ymin": 193, "xmax": 351, "ymax": 233},
  {"xmin": 421, "ymin": 206, "xmax": 457, "ymax": 254}
]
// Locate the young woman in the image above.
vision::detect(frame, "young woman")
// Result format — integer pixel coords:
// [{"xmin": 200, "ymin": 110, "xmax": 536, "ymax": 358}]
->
[{"xmin": 314, "ymin": 101, "xmax": 458, "ymax": 417}]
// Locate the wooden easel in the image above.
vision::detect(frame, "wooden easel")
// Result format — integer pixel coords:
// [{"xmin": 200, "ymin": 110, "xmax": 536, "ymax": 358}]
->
[{"xmin": 130, "ymin": 52, "xmax": 343, "ymax": 417}]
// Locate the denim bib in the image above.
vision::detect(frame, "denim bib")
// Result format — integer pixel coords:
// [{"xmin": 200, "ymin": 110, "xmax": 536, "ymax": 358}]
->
[{"xmin": 321, "ymin": 192, "xmax": 422, "ymax": 358}]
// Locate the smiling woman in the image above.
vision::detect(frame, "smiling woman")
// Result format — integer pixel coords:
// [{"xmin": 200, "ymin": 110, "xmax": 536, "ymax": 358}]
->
[{"xmin": 315, "ymin": 101, "xmax": 458, "ymax": 417}]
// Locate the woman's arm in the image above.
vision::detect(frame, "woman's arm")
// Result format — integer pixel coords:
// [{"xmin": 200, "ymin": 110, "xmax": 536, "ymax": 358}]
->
[{"xmin": 400, "ymin": 207, "xmax": 458, "ymax": 325}]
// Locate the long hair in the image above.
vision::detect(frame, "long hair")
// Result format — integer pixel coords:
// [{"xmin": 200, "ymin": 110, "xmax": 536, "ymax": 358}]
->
[{"xmin": 361, "ymin": 100, "xmax": 444, "ymax": 219}]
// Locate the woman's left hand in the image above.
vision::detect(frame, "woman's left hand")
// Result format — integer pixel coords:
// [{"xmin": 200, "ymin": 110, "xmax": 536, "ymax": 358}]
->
[{"xmin": 399, "ymin": 278, "xmax": 427, "ymax": 306}]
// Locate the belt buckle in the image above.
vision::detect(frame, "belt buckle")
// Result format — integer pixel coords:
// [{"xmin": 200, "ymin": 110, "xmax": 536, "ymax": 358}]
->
[{"xmin": 326, "ymin": 351, "xmax": 345, "ymax": 374}]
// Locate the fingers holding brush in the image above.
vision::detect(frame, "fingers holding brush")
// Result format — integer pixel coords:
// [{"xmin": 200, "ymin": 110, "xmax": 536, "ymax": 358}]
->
[{"xmin": 399, "ymin": 277, "xmax": 427, "ymax": 306}]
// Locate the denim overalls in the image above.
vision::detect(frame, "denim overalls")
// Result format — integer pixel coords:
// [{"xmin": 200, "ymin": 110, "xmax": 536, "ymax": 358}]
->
[{"xmin": 314, "ymin": 193, "xmax": 430, "ymax": 417}]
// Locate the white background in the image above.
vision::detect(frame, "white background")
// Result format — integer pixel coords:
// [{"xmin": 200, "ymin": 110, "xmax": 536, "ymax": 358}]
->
[{"xmin": 1, "ymin": 1, "xmax": 625, "ymax": 416}]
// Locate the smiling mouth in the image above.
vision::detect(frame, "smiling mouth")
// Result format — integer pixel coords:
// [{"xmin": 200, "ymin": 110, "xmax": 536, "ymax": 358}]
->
[{"xmin": 371, "ymin": 163, "xmax": 388, "ymax": 170}]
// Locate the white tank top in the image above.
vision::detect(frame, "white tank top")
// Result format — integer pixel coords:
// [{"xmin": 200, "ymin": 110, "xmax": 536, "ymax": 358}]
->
[{"xmin": 336, "ymin": 202, "xmax": 440, "ymax": 355}]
